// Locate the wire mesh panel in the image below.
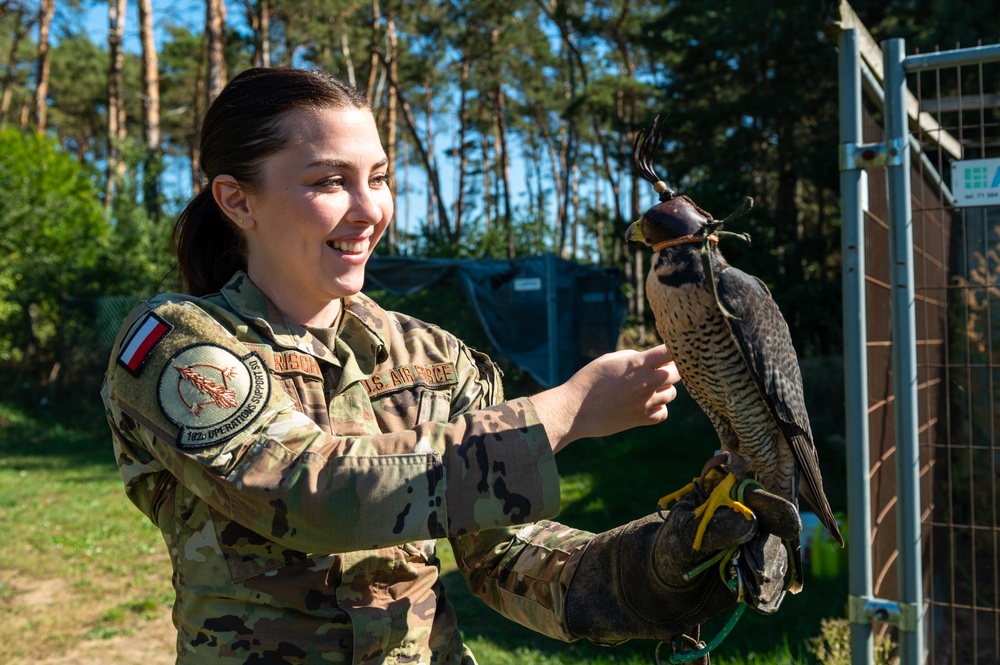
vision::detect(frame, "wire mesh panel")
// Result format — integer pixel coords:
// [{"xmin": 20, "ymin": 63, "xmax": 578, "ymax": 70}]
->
[
  {"xmin": 907, "ymin": 53, "xmax": 1000, "ymax": 665},
  {"xmin": 860, "ymin": 100, "xmax": 945, "ymax": 658},
  {"xmin": 859, "ymin": 49, "xmax": 1000, "ymax": 663}
]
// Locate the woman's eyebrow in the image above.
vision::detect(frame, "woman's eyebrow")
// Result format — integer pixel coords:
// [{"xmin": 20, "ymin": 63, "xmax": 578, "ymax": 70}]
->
[
  {"xmin": 306, "ymin": 157, "xmax": 351, "ymax": 169},
  {"xmin": 306, "ymin": 157, "xmax": 390, "ymax": 170}
]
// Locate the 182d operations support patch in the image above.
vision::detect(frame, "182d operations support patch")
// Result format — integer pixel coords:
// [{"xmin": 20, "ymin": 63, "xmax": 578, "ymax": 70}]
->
[{"xmin": 157, "ymin": 343, "xmax": 271, "ymax": 448}]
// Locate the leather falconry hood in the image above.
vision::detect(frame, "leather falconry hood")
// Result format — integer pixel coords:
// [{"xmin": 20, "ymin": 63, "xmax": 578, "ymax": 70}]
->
[{"xmin": 628, "ymin": 115, "xmax": 753, "ymax": 245}]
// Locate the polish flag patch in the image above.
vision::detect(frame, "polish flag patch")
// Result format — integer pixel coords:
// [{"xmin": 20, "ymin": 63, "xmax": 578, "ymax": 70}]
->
[{"xmin": 117, "ymin": 312, "xmax": 173, "ymax": 377}]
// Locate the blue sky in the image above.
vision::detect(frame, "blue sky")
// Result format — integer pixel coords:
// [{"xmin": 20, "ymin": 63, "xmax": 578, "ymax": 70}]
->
[{"xmin": 82, "ymin": 1, "xmax": 204, "ymax": 54}]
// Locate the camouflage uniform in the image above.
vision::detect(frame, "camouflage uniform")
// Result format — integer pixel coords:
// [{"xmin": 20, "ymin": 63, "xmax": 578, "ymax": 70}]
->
[{"xmin": 101, "ymin": 272, "xmax": 594, "ymax": 664}]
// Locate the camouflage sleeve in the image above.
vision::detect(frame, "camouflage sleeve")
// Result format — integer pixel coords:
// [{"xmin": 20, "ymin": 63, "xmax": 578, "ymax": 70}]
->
[
  {"xmin": 445, "ymin": 335, "xmax": 594, "ymax": 642},
  {"xmin": 102, "ymin": 298, "xmax": 561, "ymax": 554},
  {"xmin": 451, "ymin": 521, "xmax": 594, "ymax": 642}
]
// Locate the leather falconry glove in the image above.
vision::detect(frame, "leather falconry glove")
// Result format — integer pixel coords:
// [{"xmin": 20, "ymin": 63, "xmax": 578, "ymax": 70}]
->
[{"xmin": 563, "ymin": 483, "xmax": 801, "ymax": 647}]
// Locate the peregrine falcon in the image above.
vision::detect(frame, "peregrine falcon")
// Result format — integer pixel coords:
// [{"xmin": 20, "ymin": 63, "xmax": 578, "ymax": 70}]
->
[{"xmin": 625, "ymin": 116, "xmax": 844, "ymax": 561}]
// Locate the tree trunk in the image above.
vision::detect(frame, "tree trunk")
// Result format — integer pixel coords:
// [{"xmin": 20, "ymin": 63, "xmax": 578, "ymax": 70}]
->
[
  {"xmin": 139, "ymin": 0, "xmax": 162, "ymax": 220},
  {"xmin": 570, "ymin": 161, "xmax": 580, "ymax": 259},
  {"xmin": 535, "ymin": 110, "xmax": 565, "ymax": 245},
  {"xmin": 590, "ymin": 115, "xmax": 623, "ymax": 246},
  {"xmin": 282, "ymin": 7, "xmax": 294, "ymax": 66},
  {"xmin": 493, "ymin": 90, "xmax": 513, "ymax": 258},
  {"xmin": 1, "ymin": 8, "xmax": 33, "ymax": 128},
  {"xmin": 534, "ymin": 146, "xmax": 545, "ymax": 225},
  {"xmin": 557, "ymin": 48, "xmax": 576, "ymax": 258},
  {"xmin": 106, "ymin": 0, "xmax": 127, "ymax": 208},
  {"xmin": 205, "ymin": 0, "xmax": 227, "ymax": 104},
  {"xmin": 453, "ymin": 56, "xmax": 470, "ymax": 239},
  {"xmin": 487, "ymin": 27, "xmax": 514, "ymax": 258},
  {"xmin": 366, "ymin": 0, "xmax": 381, "ymax": 107},
  {"xmin": 191, "ymin": 42, "xmax": 207, "ymax": 193},
  {"xmin": 384, "ymin": 10, "xmax": 398, "ymax": 254},
  {"xmin": 259, "ymin": 0, "xmax": 271, "ymax": 67},
  {"xmin": 33, "ymin": 0, "xmax": 54, "ymax": 132},
  {"xmin": 242, "ymin": 0, "xmax": 271, "ymax": 68},
  {"xmin": 480, "ymin": 132, "xmax": 492, "ymax": 234},
  {"xmin": 423, "ymin": 81, "xmax": 439, "ymax": 235},
  {"xmin": 594, "ymin": 168, "xmax": 605, "ymax": 264},
  {"xmin": 340, "ymin": 30, "xmax": 357, "ymax": 89}
]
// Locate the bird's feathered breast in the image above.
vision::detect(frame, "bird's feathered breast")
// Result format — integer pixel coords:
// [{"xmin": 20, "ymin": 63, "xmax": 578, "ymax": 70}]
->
[{"xmin": 649, "ymin": 244, "xmax": 709, "ymax": 289}]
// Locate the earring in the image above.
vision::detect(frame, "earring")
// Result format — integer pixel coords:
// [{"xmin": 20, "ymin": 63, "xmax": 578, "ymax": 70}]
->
[{"xmin": 236, "ymin": 218, "xmax": 244, "ymax": 225}]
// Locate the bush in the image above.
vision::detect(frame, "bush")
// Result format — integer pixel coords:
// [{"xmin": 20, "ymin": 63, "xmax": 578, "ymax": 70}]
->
[
  {"xmin": 807, "ymin": 618, "xmax": 895, "ymax": 665},
  {"xmin": 0, "ymin": 127, "xmax": 106, "ymax": 369},
  {"xmin": 0, "ymin": 129, "xmax": 175, "ymax": 403}
]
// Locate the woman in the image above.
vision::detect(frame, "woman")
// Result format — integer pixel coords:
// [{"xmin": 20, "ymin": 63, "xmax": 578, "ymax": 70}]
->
[{"xmin": 101, "ymin": 67, "xmax": 796, "ymax": 664}]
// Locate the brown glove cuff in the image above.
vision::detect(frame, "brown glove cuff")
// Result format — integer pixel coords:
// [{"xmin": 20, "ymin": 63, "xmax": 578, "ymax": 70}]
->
[{"xmin": 563, "ymin": 514, "xmax": 736, "ymax": 645}]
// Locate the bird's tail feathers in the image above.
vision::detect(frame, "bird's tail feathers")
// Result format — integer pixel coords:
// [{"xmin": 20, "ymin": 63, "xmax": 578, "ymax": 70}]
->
[{"xmin": 800, "ymin": 481, "xmax": 845, "ymax": 548}]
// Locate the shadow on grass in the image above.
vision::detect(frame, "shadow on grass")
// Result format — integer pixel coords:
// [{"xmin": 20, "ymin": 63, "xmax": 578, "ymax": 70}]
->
[{"xmin": 0, "ymin": 394, "xmax": 114, "ymax": 472}]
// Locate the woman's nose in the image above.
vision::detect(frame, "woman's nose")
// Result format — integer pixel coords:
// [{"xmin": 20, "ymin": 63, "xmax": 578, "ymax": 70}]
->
[{"xmin": 346, "ymin": 184, "xmax": 384, "ymax": 225}]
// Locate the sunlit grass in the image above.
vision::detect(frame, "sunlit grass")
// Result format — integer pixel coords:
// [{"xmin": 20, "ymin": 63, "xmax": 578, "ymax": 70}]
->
[{"xmin": 0, "ymin": 402, "xmax": 172, "ymax": 662}]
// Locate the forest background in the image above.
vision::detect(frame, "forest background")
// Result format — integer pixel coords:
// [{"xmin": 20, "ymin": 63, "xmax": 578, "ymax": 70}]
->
[
  {"xmin": 2, "ymin": 0, "xmax": 997, "ymax": 385},
  {"xmin": 0, "ymin": 1, "xmax": 998, "ymax": 663}
]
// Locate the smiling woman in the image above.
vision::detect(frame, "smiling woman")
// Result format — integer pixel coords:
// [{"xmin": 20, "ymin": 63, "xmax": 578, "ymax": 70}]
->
[
  {"xmin": 98, "ymin": 67, "xmax": 797, "ymax": 664},
  {"xmin": 212, "ymin": 105, "xmax": 393, "ymax": 328}
]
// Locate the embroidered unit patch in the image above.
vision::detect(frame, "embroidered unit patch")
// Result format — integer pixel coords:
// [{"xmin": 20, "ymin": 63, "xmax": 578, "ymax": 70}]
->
[
  {"xmin": 157, "ymin": 343, "xmax": 270, "ymax": 448},
  {"xmin": 117, "ymin": 312, "xmax": 173, "ymax": 376}
]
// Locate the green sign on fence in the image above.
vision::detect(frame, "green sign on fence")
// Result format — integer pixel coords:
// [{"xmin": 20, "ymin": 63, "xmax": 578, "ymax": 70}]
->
[{"xmin": 951, "ymin": 157, "xmax": 1000, "ymax": 208}]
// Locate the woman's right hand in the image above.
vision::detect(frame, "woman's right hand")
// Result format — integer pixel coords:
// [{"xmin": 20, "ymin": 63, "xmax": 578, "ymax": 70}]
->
[{"xmin": 528, "ymin": 344, "xmax": 679, "ymax": 453}]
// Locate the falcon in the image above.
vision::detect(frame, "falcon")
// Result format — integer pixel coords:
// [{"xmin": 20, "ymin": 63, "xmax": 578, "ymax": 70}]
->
[{"xmin": 625, "ymin": 116, "xmax": 844, "ymax": 567}]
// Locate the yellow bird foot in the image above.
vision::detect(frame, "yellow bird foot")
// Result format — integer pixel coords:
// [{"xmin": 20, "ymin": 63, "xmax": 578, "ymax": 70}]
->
[
  {"xmin": 657, "ymin": 481, "xmax": 697, "ymax": 512},
  {"xmin": 690, "ymin": 471, "xmax": 754, "ymax": 551}
]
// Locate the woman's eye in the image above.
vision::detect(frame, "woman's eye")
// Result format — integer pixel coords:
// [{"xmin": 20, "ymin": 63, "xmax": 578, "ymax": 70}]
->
[
  {"xmin": 317, "ymin": 176, "xmax": 344, "ymax": 188},
  {"xmin": 370, "ymin": 173, "xmax": 390, "ymax": 188}
]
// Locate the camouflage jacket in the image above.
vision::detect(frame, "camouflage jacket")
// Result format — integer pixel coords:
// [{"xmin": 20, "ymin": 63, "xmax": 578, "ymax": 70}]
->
[{"xmin": 100, "ymin": 272, "xmax": 594, "ymax": 664}]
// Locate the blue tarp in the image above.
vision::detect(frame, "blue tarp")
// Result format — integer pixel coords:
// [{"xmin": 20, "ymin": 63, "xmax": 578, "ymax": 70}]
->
[{"xmin": 364, "ymin": 253, "xmax": 627, "ymax": 388}]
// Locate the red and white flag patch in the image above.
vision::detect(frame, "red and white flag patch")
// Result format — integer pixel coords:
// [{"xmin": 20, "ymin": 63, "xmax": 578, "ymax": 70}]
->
[{"xmin": 117, "ymin": 312, "xmax": 173, "ymax": 376}]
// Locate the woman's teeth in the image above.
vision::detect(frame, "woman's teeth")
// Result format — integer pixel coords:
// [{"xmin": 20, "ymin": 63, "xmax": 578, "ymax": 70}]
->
[{"xmin": 329, "ymin": 240, "xmax": 365, "ymax": 253}]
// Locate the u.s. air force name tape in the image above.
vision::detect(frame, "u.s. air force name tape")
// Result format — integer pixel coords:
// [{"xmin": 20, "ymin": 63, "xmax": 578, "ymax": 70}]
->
[{"xmin": 157, "ymin": 343, "xmax": 270, "ymax": 448}]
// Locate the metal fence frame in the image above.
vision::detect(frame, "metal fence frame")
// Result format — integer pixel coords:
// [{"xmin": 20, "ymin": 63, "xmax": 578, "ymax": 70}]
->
[{"xmin": 838, "ymin": 18, "xmax": 1000, "ymax": 665}]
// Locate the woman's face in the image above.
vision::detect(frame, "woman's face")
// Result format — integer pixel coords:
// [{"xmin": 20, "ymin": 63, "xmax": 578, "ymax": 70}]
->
[{"xmin": 238, "ymin": 106, "xmax": 393, "ymax": 323}]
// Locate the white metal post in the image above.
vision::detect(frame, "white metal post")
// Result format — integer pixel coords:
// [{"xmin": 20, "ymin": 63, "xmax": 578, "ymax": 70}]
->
[
  {"xmin": 883, "ymin": 37, "xmax": 926, "ymax": 664},
  {"xmin": 837, "ymin": 28, "xmax": 876, "ymax": 665}
]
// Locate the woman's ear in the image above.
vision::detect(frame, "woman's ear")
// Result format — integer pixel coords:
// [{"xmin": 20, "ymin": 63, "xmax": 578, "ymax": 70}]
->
[{"xmin": 212, "ymin": 175, "xmax": 254, "ymax": 228}]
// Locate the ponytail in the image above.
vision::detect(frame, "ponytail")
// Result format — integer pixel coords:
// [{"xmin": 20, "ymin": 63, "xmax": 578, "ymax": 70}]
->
[{"xmin": 173, "ymin": 187, "xmax": 246, "ymax": 296}]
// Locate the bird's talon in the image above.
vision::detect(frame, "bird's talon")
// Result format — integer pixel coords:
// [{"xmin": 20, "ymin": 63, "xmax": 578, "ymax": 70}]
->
[
  {"xmin": 657, "ymin": 481, "xmax": 697, "ymax": 511},
  {"xmin": 690, "ymin": 472, "xmax": 754, "ymax": 550},
  {"xmin": 730, "ymin": 500, "xmax": 755, "ymax": 521}
]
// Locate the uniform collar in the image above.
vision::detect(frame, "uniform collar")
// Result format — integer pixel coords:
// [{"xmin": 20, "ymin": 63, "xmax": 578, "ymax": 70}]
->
[{"xmin": 219, "ymin": 272, "xmax": 388, "ymax": 373}]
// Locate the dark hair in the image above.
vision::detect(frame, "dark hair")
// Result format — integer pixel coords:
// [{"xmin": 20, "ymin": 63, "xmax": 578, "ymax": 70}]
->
[{"xmin": 173, "ymin": 68, "xmax": 371, "ymax": 296}]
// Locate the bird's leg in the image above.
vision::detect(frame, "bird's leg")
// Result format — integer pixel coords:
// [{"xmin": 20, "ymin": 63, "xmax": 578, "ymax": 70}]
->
[{"xmin": 689, "ymin": 452, "xmax": 755, "ymax": 551}]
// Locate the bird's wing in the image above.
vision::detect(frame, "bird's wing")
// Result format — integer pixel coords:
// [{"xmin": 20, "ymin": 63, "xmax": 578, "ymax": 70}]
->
[
  {"xmin": 714, "ymin": 267, "xmax": 811, "ymax": 437},
  {"xmin": 715, "ymin": 266, "xmax": 842, "ymax": 544}
]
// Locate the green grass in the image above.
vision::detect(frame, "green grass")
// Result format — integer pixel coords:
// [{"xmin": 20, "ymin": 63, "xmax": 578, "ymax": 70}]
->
[
  {"xmin": 0, "ymin": 385, "xmax": 850, "ymax": 664},
  {"xmin": 0, "ymin": 400, "xmax": 172, "ymax": 661}
]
